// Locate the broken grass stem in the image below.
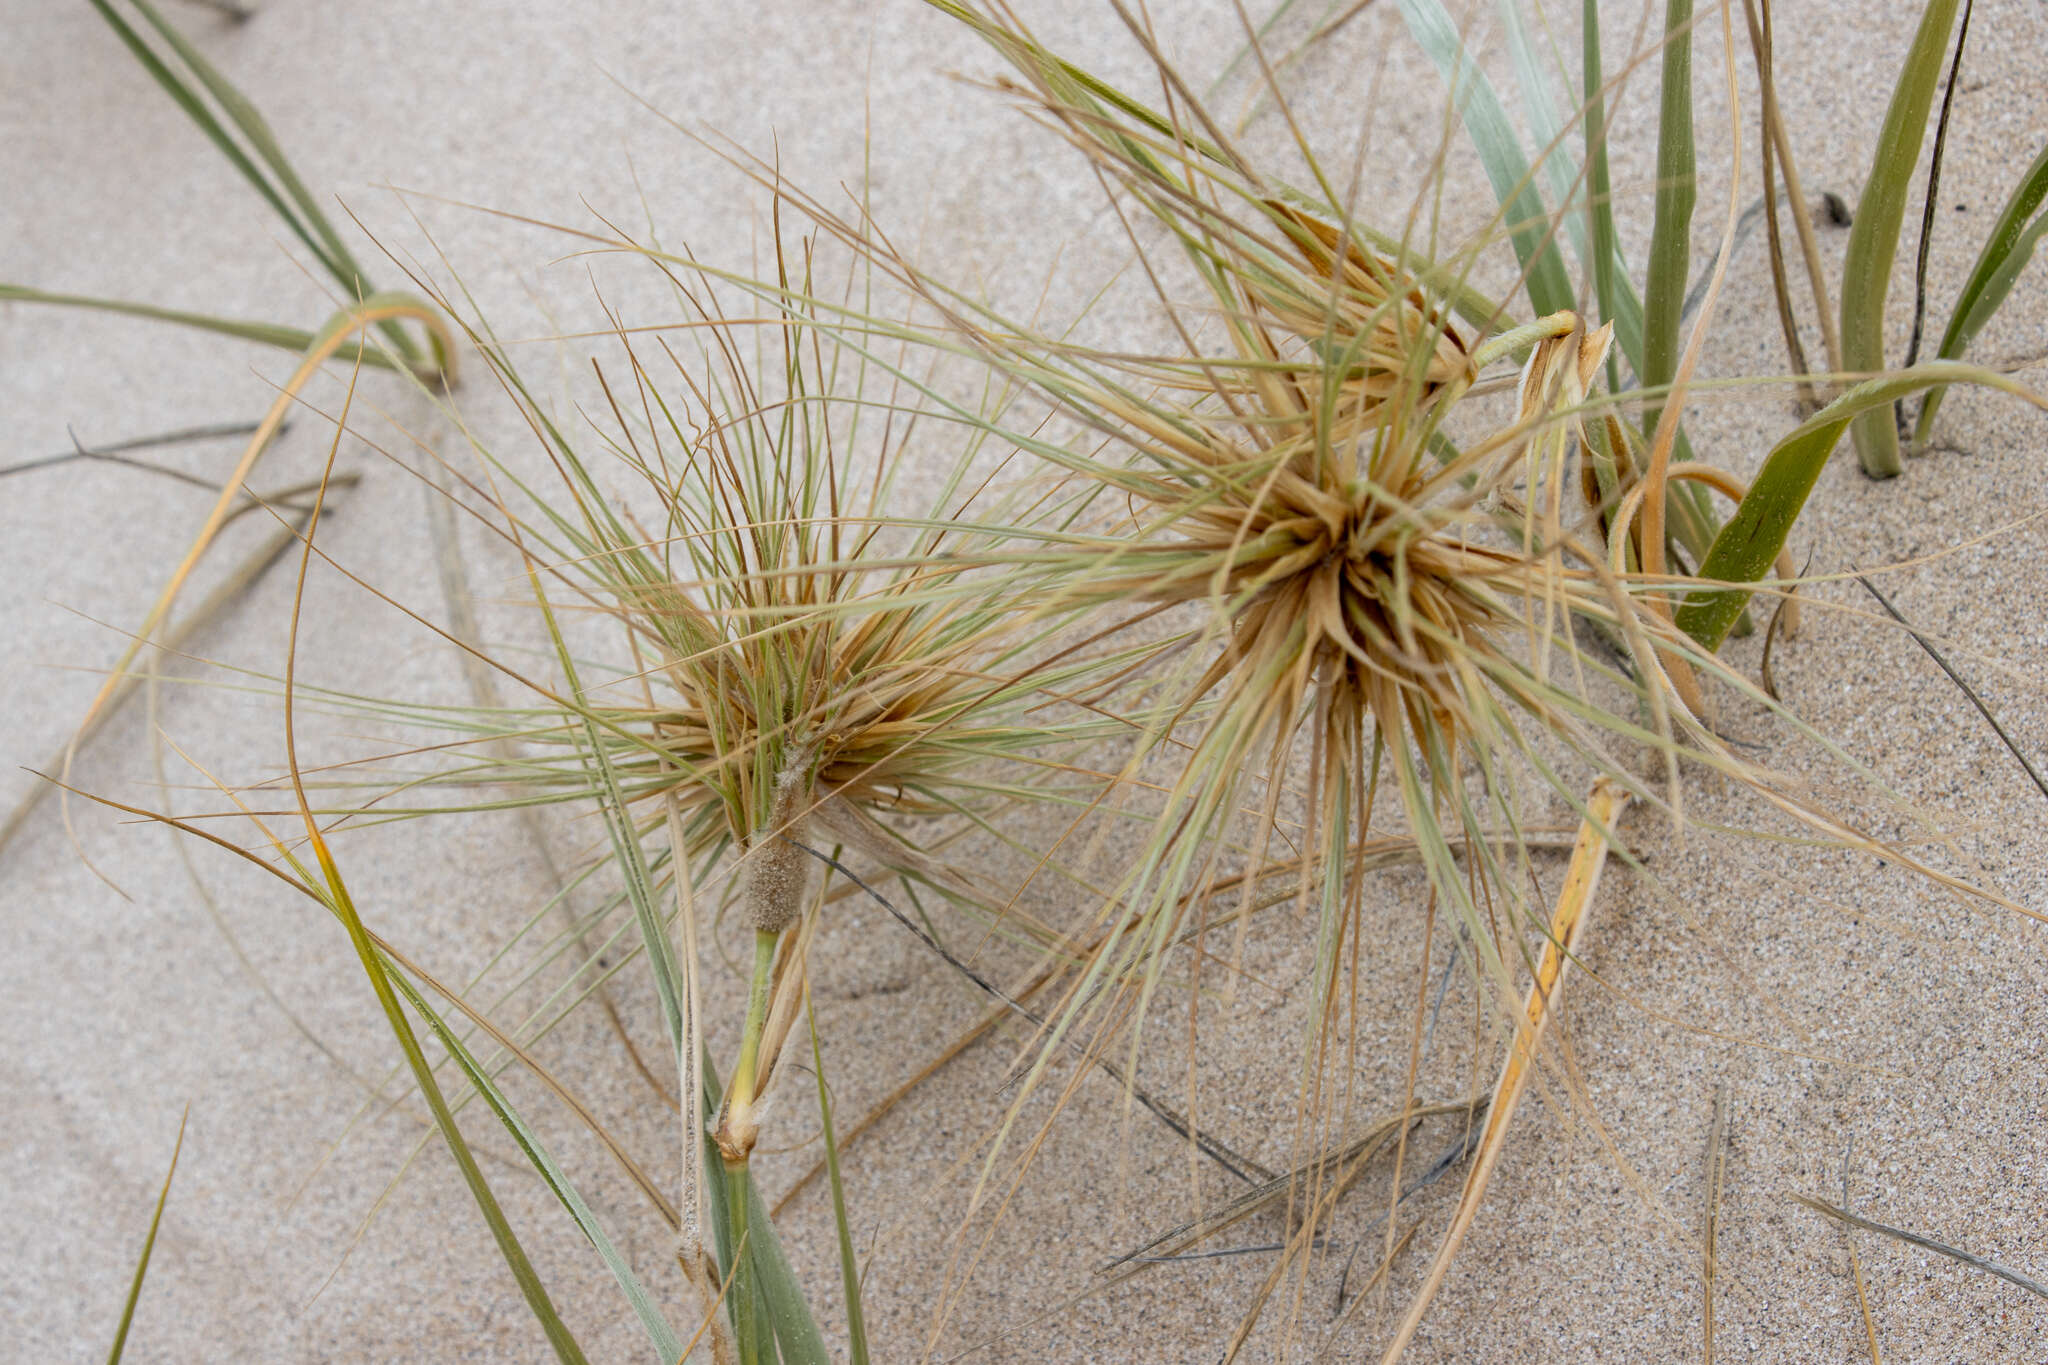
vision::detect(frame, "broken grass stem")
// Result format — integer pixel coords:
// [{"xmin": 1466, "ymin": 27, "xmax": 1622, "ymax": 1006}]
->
[{"xmin": 1380, "ymin": 778, "xmax": 1634, "ymax": 1363}]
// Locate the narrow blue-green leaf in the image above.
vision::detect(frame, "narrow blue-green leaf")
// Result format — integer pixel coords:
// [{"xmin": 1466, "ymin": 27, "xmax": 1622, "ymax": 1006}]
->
[
  {"xmin": 1841, "ymin": 0, "xmax": 1965, "ymax": 476},
  {"xmin": 743, "ymin": 1172, "xmax": 832, "ymax": 1365},
  {"xmin": 1678, "ymin": 361, "xmax": 2040, "ymax": 647},
  {"xmin": 1499, "ymin": 0, "xmax": 1589, "ymax": 274},
  {"xmin": 105, "ymin": 1108, "xmax": 187, "ymax": 1365},
  {"xmin": 1396, "ymin": 0, "xmax": 1577, "ymax": 315},
  {"xmin": 807, "ymin": 1000, "xmax": 870, "ymax": 1365},
  {"xmin": 1642, "ymin": 0, "xmax": 1696, "ymax": 439},
  {"xmin": 307, "ymin": 853, "xmax": 588, "ymax": 1363},
  {"xmin": 0, "ymin": 284, "xmax": 410, "ymax": 371},
  {"xmin": 1583, "ymin": 0, "xmax": 1621, "ymax": 388},
  {"xmin": 1913, "ymin": 141, "xmax": 2048, "ymax": 447}
]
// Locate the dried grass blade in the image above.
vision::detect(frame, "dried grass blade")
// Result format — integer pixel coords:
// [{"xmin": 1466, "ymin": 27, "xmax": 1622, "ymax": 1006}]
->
[
  {"xmin": 0, "ymin": 473, "xmax": 356, "ymax": 858},
  {"xmin": 1380, "ymin": 778, "xmax": 1632, "ymax": 1363}
]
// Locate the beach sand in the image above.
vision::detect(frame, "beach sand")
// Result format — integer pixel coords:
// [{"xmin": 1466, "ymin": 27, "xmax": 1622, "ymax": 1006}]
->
[{"xmin": 4, "ymin": 1, "xmax": 2046, "ymax": 1359}]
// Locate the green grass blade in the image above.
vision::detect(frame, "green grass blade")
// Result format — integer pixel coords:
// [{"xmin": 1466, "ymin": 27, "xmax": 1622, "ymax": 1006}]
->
[
  {"xmin": 696, "ymin": 1051, "xmax": 826, "ymax": 1364},
  {"xmin": 1840, "ymin": 0, "xmax": 1965, "ymax": 476},
  {"xmin": 1499, "ymin": 0, "xmax": 1589, "ymax": 272},
  {"xmin": 807, "ymin": 998, "xmax": 870, "ymax": 1365},
  {"xmin": 1912, "ymin": 140, "xmax": 2048, "ymax": 447},
  {"xmin": 379, "ymin": 965, "xmax": 691, "ymax": 1362},
  {"xmin": 1395, "ymin": 0, "xmax": 1576, "ymax": 315},
  {"xmin": 90, "ymin": 0, "xmax": 427, "ymax": 366},
  {"xmin": 105, "ymin": 1107, "xmax": 187, "ymax": 1365},
  {"xmin": 308, "ymin": 848, "xmax": 590, "ymax": 1363},
  {"xmin": 1676, "ymin": 360, "xmax": 2044, "ymax": 647},
  {"xmin": 1583, "ymin": 0, "xmax": 1620, "ymax": 387},
  {"xmin": 1642, "ymin": 0, "xmax": 1696, "ymax": 440},
  {"xmin": 82, "ymin": 0, "xmax": 325, "ymax": 271},
  {"xmin": 743, "ymin": 1173, "xmax": 832, "ymax": 1365},
  {"xmin": 126, "ymin": 0, "xmax": 373, "ymax": 295},
  {"xmin": 0, "ymin": 284, "xmax": 406, "ymax": 369}
]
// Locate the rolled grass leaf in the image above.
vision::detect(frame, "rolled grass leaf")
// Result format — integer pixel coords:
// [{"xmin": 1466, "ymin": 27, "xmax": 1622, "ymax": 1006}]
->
[
  {"xmin": 1912, "ymin": 141, "xmax": 2048, "ymax": 448},
  {"xmin": 105, "ymin": 1107, "xmax": 187, "ymax": 1365},
  {"xmin": 1676, "ymin": 360, "xmax": 2048, "ymax": 649},
  {"xmin": 1840, "ymin": 0, "xmax": 1964, "ymax": 477},
  {"xmin": 1581, "ymin": 0, "xmax": 1620, "ymax": 388}
]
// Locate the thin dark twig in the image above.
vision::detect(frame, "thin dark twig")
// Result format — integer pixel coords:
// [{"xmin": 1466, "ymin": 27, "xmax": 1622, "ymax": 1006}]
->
[
  {"xmin": 1795, "ymin": 1193, "xmax": 2048, "ymax": 1302},
  {"xmin": 787, "ymin": 840, "xmax": 1271, "ymax": 1184},
  {"xmin": 1138, "ymin": 1238, "xmax": 1334, "ymax": 1265},
  {"xmin": 1331, "ymin": 1114, "xmax": 1487, "ymax": 1310},
  {"xmin": 1760, "ymin": 551, "xmax": 1811, "ymax": 701},
  {"xmin": 1854, "ymin": 572, "xmax": 2048, "ymax": 801},
  {"xmin": 0, "ymin": 420, "xmax": 275, "ymax": 483},
  {"xmin": 1904, "ymin": 0, "xmax": 1975, "ymax": 380}
]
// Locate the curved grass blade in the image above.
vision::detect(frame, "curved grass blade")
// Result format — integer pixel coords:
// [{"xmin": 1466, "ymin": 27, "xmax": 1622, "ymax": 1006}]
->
[
  {"xmin": 57, "ymin": 296, "xmax": 452, "ymax": 828},
  {"xmin": 105, "ymin": 1107, "xmax": 188, "ymax": 1365},
  {"xmin": 1911, "ymin": 141, "xmax": 2048, "ymax": 448},
  {"xmin": 1676, "ymin": 360, "xmax": 2048, "ymax": 648},
  {"xmin": 277, "ymin": 355, "xmax": 585, "ymax": 1364},
  {"xmin": 1840, "ymin": 0, "xmax": 1964, "ymax": 477}
]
